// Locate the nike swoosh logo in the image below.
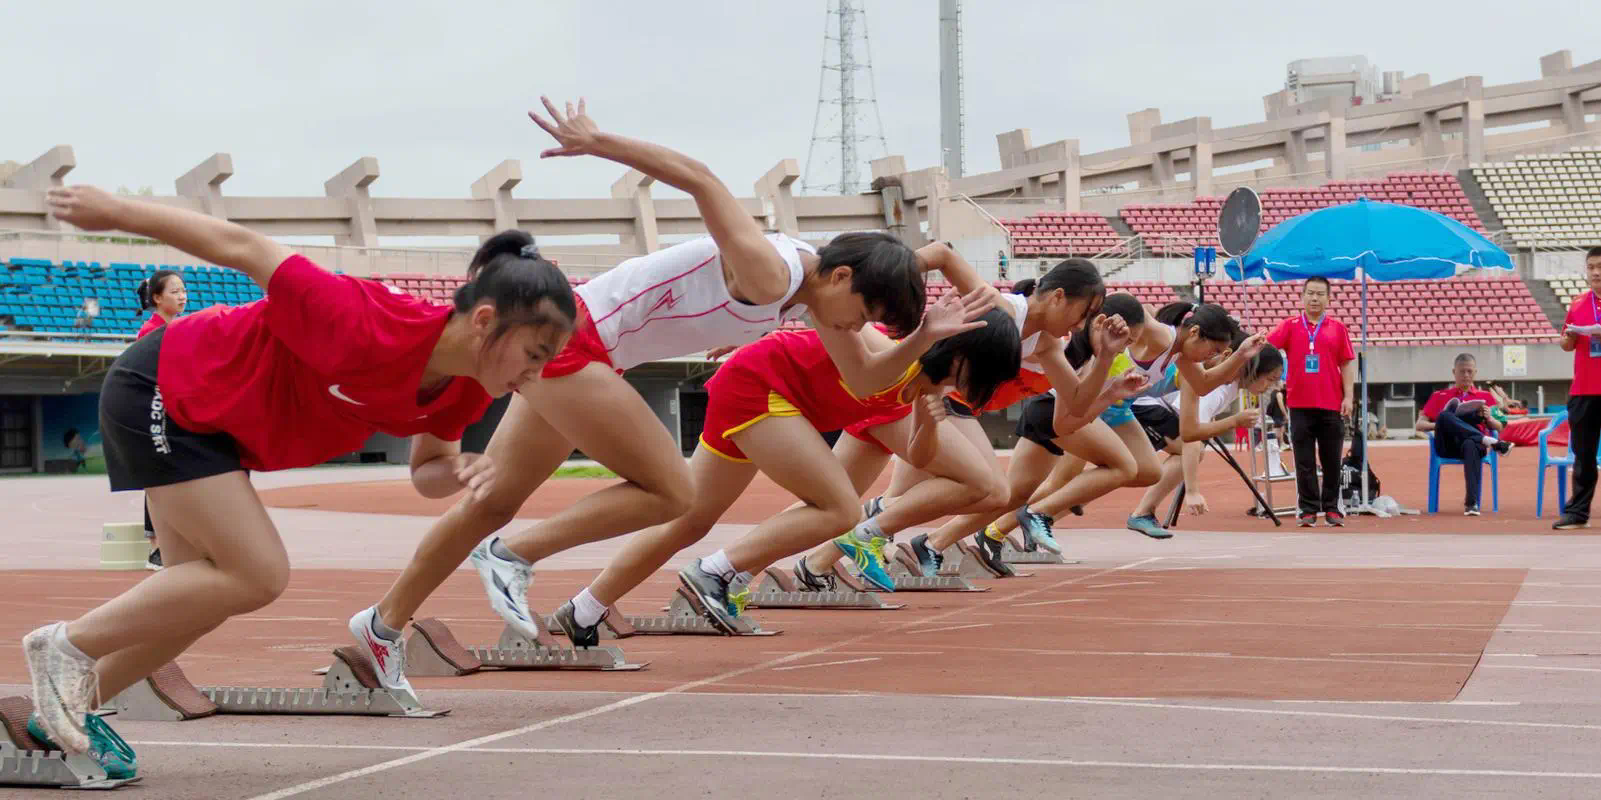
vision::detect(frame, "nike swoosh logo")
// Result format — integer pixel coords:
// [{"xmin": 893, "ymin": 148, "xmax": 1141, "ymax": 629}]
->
[
  {"xmin": 491, "ymin": 572, "xmax": 529, "ymax": 621},
  {"xmin": 328, "ymin": 385, "xmax": 365, "ymax": 405}
]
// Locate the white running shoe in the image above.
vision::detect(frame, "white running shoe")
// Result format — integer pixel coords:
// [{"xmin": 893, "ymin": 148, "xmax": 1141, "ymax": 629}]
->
[
  {"xmin": 22, "ymin": 622, "xmax": 95, "ymax": 754},
  {"xmin": 347, "ymin": 607, "xmax": 414, "ymax": 695},
  {"xmin": 471, "ymin": 536, "xmax": 539, "ymax": 641}
]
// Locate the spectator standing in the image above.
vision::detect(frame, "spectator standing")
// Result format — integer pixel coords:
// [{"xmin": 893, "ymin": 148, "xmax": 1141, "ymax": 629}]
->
[
  {"xmin": 1554, "ymin": 246, "xmax": 1601, "ymax": 530},
  {"xmin": 1267, "ymin": 276, "xmax": 1356, "ymax": 526}
]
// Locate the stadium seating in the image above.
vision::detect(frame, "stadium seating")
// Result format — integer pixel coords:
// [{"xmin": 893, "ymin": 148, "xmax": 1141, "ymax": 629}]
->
[
  {"xmin": 0, "ymin": 258, "xmax": 264, "ymax": 336},
  {"xmin": 1202, "ymin": 276, "xmax": 1552, "ymax": 346},
  {"xmin": 1471, "ymin": 147, "xmax": 1601, "ymax": 249},
  {"xmin": 1122, "ymin": 171, "xmax": 1487, "ymax": 256},
  {"xmin": 1548, "ymin": 275, "xmax": 1588, "ymax": 307},
  {"xmin": 999, "ymin": 211, "xmax": 1124, "ymax": 257}
]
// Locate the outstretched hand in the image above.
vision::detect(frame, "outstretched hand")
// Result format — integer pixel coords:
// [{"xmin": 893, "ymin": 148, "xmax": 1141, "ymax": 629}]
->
[
  {"xmin": 46, "ymin": 186, "xmax": 125, "ymax": 231},
  {"xmin": 1110, "ymin": 370, "xmax": 1150, "ymax": 400},
  {"xmin": 528, "ymin": 96, "xmax": 601, "ymax": 159},
  {"xmin": 917, "ymin": 288, "xmax": 989, "ymax": 341},
  {"xmin": 1236, "ymin": 331, "xmax": 1268, "ymax": 359}
]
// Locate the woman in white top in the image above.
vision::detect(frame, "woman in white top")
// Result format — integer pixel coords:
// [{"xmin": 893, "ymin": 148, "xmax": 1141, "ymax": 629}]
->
[{"xmin": 351, "ymin": 98, "xmax": 994, "ymax": 692}]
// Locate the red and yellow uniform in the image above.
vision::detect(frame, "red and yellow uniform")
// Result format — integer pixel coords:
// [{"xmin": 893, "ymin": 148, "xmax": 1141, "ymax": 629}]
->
[{"xmin": 701, "ymin": 330, "xmax": 922, "ymax": 461}]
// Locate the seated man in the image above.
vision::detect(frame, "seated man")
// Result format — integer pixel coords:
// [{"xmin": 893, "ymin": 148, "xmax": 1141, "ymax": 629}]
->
[{"xmin": 1416, "ymin": 353, "xmax": 1514, "ymax": 515}]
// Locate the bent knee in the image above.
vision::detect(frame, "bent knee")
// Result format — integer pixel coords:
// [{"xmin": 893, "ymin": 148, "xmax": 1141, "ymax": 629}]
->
[
  {"xmin": 1131, "ymin": 465, "xmax": 1163, "ymax": 487},
  {"xmin": 234, "ymin": 563, "xmax": 289, "ymax": 613}
]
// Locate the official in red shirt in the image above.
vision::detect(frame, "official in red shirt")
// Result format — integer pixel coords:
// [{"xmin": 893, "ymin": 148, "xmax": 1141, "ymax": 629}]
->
[
  {"xmin": 133, "ymin": 269, "xmax": 187, "ymax": 571},
  {"xmin": 1416, "ymin": 353, "xmax": 1511, "ymax": 515},
  {"xmin": 22, "ymin": 185, "xmax": 576, "ymax": 761},
  {"xmin": 1266, "ymin": 276, "xmax": 1357, "ymax": 526},
  {"xmin": 1553, "ymin": 245, "xmax": 1601, "ymax": 530}
]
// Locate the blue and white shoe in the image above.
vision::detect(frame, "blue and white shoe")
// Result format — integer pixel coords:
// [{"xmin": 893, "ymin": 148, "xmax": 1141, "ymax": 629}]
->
[
  {"xmin": 1126, "ymin": 514, "xmax": 1173, "ymax": 540},
  {"xmin": 832, "ymin": 534, "xmax": 895, "ymax": 591},
  {"xmin": 29, "ymin": 713, "xmax": 136, "ymax": 779},
  {"xmin": 909, "ymin": 534, "xmax": 943, "ymax": 577},
  {"xmin": 862, "ymin": 495, "xmax": 885, "ymax": 519},
  {"xmin": 470, "ymin": 536, "xmax": 538, "ymax": 641},
  {"xmin": 1015, "ymin": 507, "xmax": 1062, "ymax": 554}
]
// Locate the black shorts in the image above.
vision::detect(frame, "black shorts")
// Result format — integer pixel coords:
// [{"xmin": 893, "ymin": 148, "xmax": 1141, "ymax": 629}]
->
[
  {"xmin": 1015, "ymin": 394, "xmax": 1064, "ymax": 456},
  {"xmin": 943, "ymin": 395, "xmax": 977, "ymax": 418},
  {"xmin": 1131, "ymin": 402, "xmax": 1179, "ymax": 451},
  {"xmin": 100, "ymin": 327, "xmax": 243, "ymax": 492}
]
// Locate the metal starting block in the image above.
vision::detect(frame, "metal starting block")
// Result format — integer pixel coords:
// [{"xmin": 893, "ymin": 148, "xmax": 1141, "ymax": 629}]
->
[
  {"xmin": 102, "ymin": 647, "xmax": 446, "ymax": 721},
  {"xmin": 404, "ymin": 617, "xmax": 647, "ymax": 675},
  {"xmin": 1001, "ymin": 535, "xmax": 1071, "ymax": 565},
  {"xmin": 1, "ymin": 695, "xmax": 139, "ymax": 789},
  {"xmin": 743, "ymin": 566, "xmax": 905, "ymax": 610},
  {"xmin": 539, "ymin": 588, "xmax": 779, "ymax": 638},
  {"xmin": 940, "ymin": 540, "xmax": 1032, "ymax": 579},
  {"xmin": 883, "ymin": 543, "xmax": 987, "ymax": 591}
]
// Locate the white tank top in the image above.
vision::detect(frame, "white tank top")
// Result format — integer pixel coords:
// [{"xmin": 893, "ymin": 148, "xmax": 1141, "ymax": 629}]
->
[
  {"xmin": 1130, "ymin": 323, "xmax": 1182, "ymax": 398},
  {"xmin": 578, "ymin": 233, "xmax": 813, "ymax": 371},
  {"xmin": 1002, "ymin": 293, "xmax": 1046, "ymax": 374}
]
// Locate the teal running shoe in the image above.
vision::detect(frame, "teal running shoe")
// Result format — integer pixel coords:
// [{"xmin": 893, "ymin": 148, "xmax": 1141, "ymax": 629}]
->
[
  {"xmin": 30, "ymin": 713, "xmax": 136, "ymax": 779},
  {"xmin": 832, "ymin": 534, "xmax": 895, "ymax": 591}
]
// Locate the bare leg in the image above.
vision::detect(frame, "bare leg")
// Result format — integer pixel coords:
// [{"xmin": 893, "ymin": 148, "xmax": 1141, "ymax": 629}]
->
[
  {"xmin": 991, "ymin": 454, "xmax": 1085, "ymax": 537},
  {"xmin": 721, "ymin": 416, "xmax": 864, "ymax": 574},
  {"xmin": 924, "ymin": 435, "xmax": 1061, "ymax": 550}
]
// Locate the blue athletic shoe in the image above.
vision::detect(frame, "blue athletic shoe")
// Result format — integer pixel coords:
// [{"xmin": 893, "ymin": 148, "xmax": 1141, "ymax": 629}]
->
[
  {"xmin": 832, "ymin": 534, "xmax": 895, "ymax": 591},
  {"xmin": 908, "ymin": 534, "xmax": 943, "ymax": 577},
  {"xmin": 1015, "ymin": 507, "xmax": 1062, "ymax": 554},
  {"xmin": 29, "ymin": 713, "xmax": 136, "ymax": 779},
  {"xmin": 1126, "ymin": 514, "xmax": 1173, "ymax": 540}
]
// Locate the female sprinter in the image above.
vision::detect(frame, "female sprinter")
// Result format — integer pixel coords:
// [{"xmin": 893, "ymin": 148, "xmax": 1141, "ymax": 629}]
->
[
  {"xmin": 27, "ymin": 186, "xmax": 574, "ymax": 776},
  {"xmin": 910, "ymin": 300, "xmax": 1266, "ymax": 573},
  {"xmin": 792, "ymin": 258, "xmax": 1132, "ymax": 583},
  {"xmin": 1123, "ymin": 341, "xmax": 1285, "ymax": 534},
  {"xmin": 135, "ymin": 269, "xmax": 187, "ymax": 571},
  {"xmin": 354, "ymin": 98, "xmax": 991, "ymax": 687}
]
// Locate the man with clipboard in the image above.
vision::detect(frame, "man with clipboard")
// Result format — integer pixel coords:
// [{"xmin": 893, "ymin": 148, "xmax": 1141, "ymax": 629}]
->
[
  {"xmin": 1553, "ymin": 246, "xmax": 1601, "ymax": 530},
  {"xmin": 1267, "ymin": 277, "xmax": 1356, "ymax": 527}
]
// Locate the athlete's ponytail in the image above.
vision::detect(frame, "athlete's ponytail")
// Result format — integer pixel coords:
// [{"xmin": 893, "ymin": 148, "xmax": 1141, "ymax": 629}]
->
[
  {"xmin": 460, "ymin": 230, "xmax": 579, "ymax": 346},
  {"xmin": 1011, "ymin": 278, "xmax": 1038, "ymax": 297},
  {"xmin": 1155, "ymin": 301, "xmax": 1237, "ymax": 344},
  {"xmin": 137, "ymin": 269, "xmax": 181, "ymax": 312}
]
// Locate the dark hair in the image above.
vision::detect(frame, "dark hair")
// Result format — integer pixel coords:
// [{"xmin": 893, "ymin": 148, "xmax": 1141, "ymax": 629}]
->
[
  {"xmin": 1303, "ymin": 276, "xmax": 1332, "ymax": 293},
  {"xmin": 1587, "ymin": 246, "xmax": 1601, "ymax": 260},
  {"xmin": 1062, "ymin": 292, "xmax": 1145, "ymax": 368},
  {"xmin": 62, "ymin": 427, "xmax": 79, "ymax": 448},
  {"xmin": 920, "ymin": 307, "xmax": 1022, "ymax": 410},
  {"xmin": 137, "ymin": 269, "xmax": 181, "ymax": 311},
  {"xmin": 1012, "ymin": 258, "xmax": 1104, "ymax": 301},
  {"xmin": 1243, "ymin": 343, "xmax": 1284, "ymax": 384},
  {"xmin": 460, "ymin": 230, "xmax": 579, "ymax": 346},
  {"xmin": 1454, "ymin": 352, "xmax": 1476, "ymax": 366},
  {"xmin": 1155, "ymin": 301, "xmax": 1238, "ymax": 344},
  {"xmin": 816, "ymin": 232, "xmax": 925, "ymax": 337}
]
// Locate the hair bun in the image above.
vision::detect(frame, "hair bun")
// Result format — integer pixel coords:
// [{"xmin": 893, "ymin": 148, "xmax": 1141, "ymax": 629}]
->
[{"xmin": 519, "ymin": 243, "xmax": 542, "ymax": 260}]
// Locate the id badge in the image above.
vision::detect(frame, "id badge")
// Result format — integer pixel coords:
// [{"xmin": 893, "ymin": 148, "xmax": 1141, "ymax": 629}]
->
[
  {"xmin": 1590, "ymin": 338, "xmax": 1601, "ymax": 358},
  {"xmin": 1305, "ymin": 354, "xmax": 1321, "ymax": 373}
]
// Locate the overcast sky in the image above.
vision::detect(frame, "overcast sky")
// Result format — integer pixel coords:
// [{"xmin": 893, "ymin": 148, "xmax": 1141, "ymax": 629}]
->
[{"xmin": 6, "ymin": 0, "xmax": 1595, "ymax": 243}]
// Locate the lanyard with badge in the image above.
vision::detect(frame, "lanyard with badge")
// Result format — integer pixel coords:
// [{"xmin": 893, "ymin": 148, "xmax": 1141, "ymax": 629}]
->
[
  {"xmin": 1590, "ymin": 292, "xmax": 1601, "ymax": 358},
  {"xmin": 1300, "ymin": 314, "xmax": 1325, "ymax": 373}
]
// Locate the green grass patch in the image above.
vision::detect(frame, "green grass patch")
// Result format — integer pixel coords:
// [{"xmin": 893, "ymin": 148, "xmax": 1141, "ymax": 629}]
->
[{"xmin": 551, "ymin": 465, "xmax": 617, "ymax": 479}]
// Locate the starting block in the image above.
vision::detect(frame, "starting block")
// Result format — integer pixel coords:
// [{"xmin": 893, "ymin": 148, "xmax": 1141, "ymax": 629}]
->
[
  {"xmin": 882, "ymin": 543, "xmax": 986, "ymax": 591},
  {"xmin": 2, "ymin": 695, "xmax": 139, "ymax": 789},
  {"xmin": 404, "ymin": 617, "xmax": 646, "ymax": 676},
  {"xmin": 940, "ymin": 540, "xmax": 1032, "ymax": 579},
  {"xmin": 743, "ymin": 566, "xmax": 904, "ymax": 610},
  {"xmin": 102, "ymin": 647, "xmax": 446, "ymax": 722},
  {"xmin": 1001, "ymin": 535, "xmax": 1071, "ymax": 565},
  {"xmin": 543, "ymin": 588, "xmax": 780, "ymax": 638}
]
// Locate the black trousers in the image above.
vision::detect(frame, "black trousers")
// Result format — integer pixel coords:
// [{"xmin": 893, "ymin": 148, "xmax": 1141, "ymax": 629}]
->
[
  {"xmin": 1563, "ymin": 395, "xmax": 1601, "ymax": 521},
  {"xmin": 1290, "ymin": 408, "xmax": 1344, "ymax": 515},
  {"xmin": 1432, "ymin": 409, "xmax": 1487, "ymax": 507}
]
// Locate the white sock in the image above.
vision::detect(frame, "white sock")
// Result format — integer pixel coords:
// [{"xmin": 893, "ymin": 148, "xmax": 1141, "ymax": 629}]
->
[
  {"xmin": 1481, "ymin": 436, "xmax": 1496, "ymax": 447},
  {"xmin": 852, "ymin": 519, "xmax": 885, "ymax": 543},
  {"xmin": 571, "ymin": 587, "xmax": 608, "ymax": 628},
  {"xmin": 368, "ymin": 608, "xmax": 402, "ymax": 641},
  {"xmin": 52, "ymin": 622, "xmax": 92, "ymax": 664},
  {"xmin": 700, "ymin": 549, "xmax": 736, "ymax": 579}
]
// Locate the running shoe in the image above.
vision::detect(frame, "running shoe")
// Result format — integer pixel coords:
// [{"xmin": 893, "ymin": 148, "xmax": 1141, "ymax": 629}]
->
[
  {"xmin": 470, "ymin": 536, "xmax": 538, "ymax": 641},
  {"xmin": 1126, "ymin": 514, "xmax": 1173, "ymax": 540},
  {"xmin": 144, "ymin": 548, "xmax": 163, "ymax": 571},
  {"xmin": 347, "ymin": 607, "xmax": 414, "ymax": 695},
  {"xmin": 862, "ymin": 495, "xmax": 885, "ymax": 519},
  {"xmin": 1553, "ymin": 514, "xmax": 1589, "ymax": 531},
  {"xmin": 971, "ymin": 531, "xmax": 1011, "ymax": 575},
  {"xmin": 21, "ymin": 623, "xmax": 94, "ymax": 754},
  {"xmin": 28, "ymin": 713, "xmax": 136, "ymax": 779},
  {"xmin": 728, "ymin": 586, "xmax": 752, "ymax": 616},
  {"xmin": 1016, "ymin": 507, "xmax": 1062, "ymax": 554},
  {"xmin": 1465, "ymin": 504, "xmax": 1481, "ymax": 517},
  {"xmin": 833, "ymin": 534, "xmax": 895, "ymax": 591},
  {"xmin": 909, "ymin": 534, "xmax": 943, "ymax": 577},
  {"xmin": 678, "ymin": 559, "xmax": 737, "ymax": 635},
  {"xmin": 792, "ymin": 560, "xmax": 837, "ymax": 593},
  {"xmin": 551, "ymin": 600, "xmax": 600, "ymax": 648},
  {"xmin": 1324, "ymin": 510, "xmax": 1346, "ymax": 527},
  {"xmin": 1491, "ymin": 440, "xmax": 1514, "ymax": 455},
  {"xmin": 1297, "ymin": 513, "xmax": 1317, "ymax": 527}
]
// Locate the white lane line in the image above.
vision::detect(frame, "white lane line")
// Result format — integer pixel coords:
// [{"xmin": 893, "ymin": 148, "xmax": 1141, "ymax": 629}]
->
[
  {"xmin": 905, "ymin": 623, "xmax": 992, "ymax": 635},
  {"xmin": 770, "ymin": 657, "xmax": 881, "ymax": 672},
  {"xmin": 1014, "ymin": 598, "xmax": 1095, "ymax": 608},
  {"xmin": 244, "ymin": 556, "xmax": 1164, "ymax": 800},
  {"xmin": 1086, "ymin": 581, "xmax": 1154, "ymax": 589}
]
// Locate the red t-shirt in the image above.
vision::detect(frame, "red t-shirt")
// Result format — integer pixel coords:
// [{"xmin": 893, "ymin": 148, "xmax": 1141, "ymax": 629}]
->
[
  {"xmin": 1564, "ymin": 291, "xmax": 1601, "ymax": 396},
  {"xmin": 136, "ymin": 313, "xmax": 166, "ymax": 339},
  {"xmin": 157, "ymin": 255, "xmax": 493, "ymax": 471},
  {"xmin": 1421, "ymin": 386, "xmax": 1498, "ymax": 434},
  {"xmin": 709, "ymin": 329, "xmax": 918, "ymax": 433},
  {"xmin": 1266, "ymin": 314, "xmax": 1356, "ymax": 411}
]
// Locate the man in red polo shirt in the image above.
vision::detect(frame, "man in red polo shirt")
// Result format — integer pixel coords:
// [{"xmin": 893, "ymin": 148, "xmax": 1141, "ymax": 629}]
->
[
  {"xmin": 1554, "ymin": 245, "xmax": 1601, "ymax": 530},
  {"xmin": 1267, "ymin": 276, "xmax": 1357, "ymax": 526},
  {"xmin": 1416, "ymin": 353, "xmax": 1513, "ymax": 515}
]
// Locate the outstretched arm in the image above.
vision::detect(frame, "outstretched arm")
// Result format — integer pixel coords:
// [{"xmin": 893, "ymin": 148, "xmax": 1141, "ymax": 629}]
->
[
  {"xmin": 915, "ymin": 242, "xmax": 1002, "ymax": 312},
  {"xmin": 47, "ymin": 186, "xmax": 292, "ymax": 291},
  {"xmin": 814, "ymin": 289, "xmax": 990, "ymax": 398},
  {"xmin": 1175, "ymin": 330, "xmax": 1268, "ymax": 397},
  {"xmin": 530, "ymin": 96, "xmax": 792, "ymax": 305}
]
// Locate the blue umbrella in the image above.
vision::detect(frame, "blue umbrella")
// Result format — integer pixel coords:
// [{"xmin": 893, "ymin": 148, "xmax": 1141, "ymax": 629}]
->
[
  {"xmin": 1219, "ymin": 198, "xmax": 1514, "ymax": 514},
  {"xmin": 1224, "ymin": 197, "xmax": 1512, "ymax": 281}
]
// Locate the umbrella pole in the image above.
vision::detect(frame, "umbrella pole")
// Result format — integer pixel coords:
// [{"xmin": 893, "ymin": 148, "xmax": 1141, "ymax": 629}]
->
[{"xmin": 1360, "ymin": 270, "xmax": 1372, "ymax": 511}]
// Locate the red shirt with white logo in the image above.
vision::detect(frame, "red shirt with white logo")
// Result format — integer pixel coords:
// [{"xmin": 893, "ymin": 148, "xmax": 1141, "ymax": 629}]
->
[
  {"xmin": 1565, "ymin": 290, "xmax": 1601, "ymax": 397},
  {"xmin": 156, "ymin": 254, "xmax": 492, "ymax": 471},
  {"xmin": 1266, "ymin": 313, "xmax": 1356, "ymax": 412},
  {"xmin": 136, "ymin": 313, "xmax": 166, "ymax": 339},
  {"xmin": 1421, "ymin": 386, "xmax": 1498, "ymax": 434}
]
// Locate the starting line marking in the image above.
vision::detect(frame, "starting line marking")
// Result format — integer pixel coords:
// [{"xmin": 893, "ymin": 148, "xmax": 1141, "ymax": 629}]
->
[
  {"xmin": 905, "ymin": 623, "xmax": 992, "ymax": 635},
  {"xmin": 771, "ymin": 657, "xmax": 881, "ymax": 672}
]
